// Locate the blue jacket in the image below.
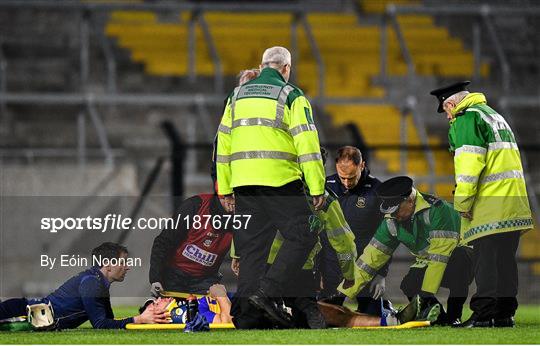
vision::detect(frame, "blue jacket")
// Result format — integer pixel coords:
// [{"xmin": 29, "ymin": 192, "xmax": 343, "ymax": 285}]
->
[
  {"xmin": 326, "ymin": 169, "xmax": 389, "ymax": 276},
  {"xmin": 46, "ymin": 266, "xmax": 133, "ymax": 329}
]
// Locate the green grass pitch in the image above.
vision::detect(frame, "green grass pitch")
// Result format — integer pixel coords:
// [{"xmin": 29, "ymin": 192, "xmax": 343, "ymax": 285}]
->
[{"xmin": 1, "ymin": 305, "xmax": 539, "ymax": 344}]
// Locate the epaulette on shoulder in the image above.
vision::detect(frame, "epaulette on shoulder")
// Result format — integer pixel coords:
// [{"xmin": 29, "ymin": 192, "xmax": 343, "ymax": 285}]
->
[
  {"xmin": 286, "ymin": 82, "xmax": 304, "ymax": 96},
  {"xmin": 420, "ymin": 192, "xmax": 441, "ymax": 206}
]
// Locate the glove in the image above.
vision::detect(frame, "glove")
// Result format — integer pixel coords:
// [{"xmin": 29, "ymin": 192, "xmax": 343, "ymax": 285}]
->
[
  {"xmin": 231, "ymin": 258, "xmax": 240, "ymax": 277},
  {"xmin": 150, "ymin": 282, "xmax": 163, "ymax": 297},
  {"xmin": 369, "ymin": 275, "xmax": 386, "ymax": 300}
]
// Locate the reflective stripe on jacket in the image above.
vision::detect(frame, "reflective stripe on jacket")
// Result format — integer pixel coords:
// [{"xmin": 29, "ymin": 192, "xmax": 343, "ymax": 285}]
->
[
  {"xmin": 216, "ymin": 67, "xmax": 325, "ymax": 195},
  {"xmin": 338, "ymin": 192, "xmax": 460, "ymax": 297},
  {"xmin": 448, "ymin": 93, "xmax": 533, "ymax": 243}
]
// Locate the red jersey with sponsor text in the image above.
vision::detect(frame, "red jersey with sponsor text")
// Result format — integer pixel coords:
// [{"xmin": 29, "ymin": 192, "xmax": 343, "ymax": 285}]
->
[{"xmin": 170, "ymin": 194, "xmax": 233, "ymax": 277}]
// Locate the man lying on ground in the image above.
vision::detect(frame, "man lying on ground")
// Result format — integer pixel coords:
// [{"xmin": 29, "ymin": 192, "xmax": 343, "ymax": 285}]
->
[
  {"xmin": 145, "ymin": 285, "xmax": 437, "ymax": 328},
  {"xmin": 0, "ymin": 242, "xmax": 168, "ymax": 330}
]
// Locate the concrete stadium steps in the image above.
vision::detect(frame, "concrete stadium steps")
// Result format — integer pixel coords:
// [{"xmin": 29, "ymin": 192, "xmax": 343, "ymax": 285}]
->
[{"xmin": 0, "ymin": 11, "xmax": 78, "ymax": 92}]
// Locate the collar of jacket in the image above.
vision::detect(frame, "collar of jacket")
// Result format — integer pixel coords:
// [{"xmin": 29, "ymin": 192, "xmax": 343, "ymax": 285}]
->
[
  {"xmin": 452, "ymin": 92, "xmax": 487, "ymax": 116},
  {"xmin": 90, "ymin": 265, "xmax": 111, "ymax": 288},
  {"xmin": 360, "ymin": 167, "xmax": 370, "ymax": 183},
  {"xmin": 259, "ymin": 67, "xmax": 286, "ymax": 83},
  {"xmin": 413, "ymin": 190, "xmax": 430, "ymax": 216},
  {"xmin": 348, "ymin": 168, "xmax": 371, "ymax": 193}
]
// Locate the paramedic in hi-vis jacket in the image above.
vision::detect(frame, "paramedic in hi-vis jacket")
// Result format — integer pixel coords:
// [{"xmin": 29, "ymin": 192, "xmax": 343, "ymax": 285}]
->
[
  {"xmin": 339, "ymin": 176, "xmax": 474, "ymax": 325},
  {"xmin": 216, "ymin": 46, "xmax": 326, "ymax": 328},
  {"xmin": 430, "ymin": 81, "xmax": 533, "ymax": 328}
]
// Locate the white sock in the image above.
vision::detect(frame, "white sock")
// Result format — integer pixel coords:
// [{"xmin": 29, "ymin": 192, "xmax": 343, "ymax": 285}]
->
[{"xmin": 383, "ymin": 314, "xmax": 399, "ymax": 326}]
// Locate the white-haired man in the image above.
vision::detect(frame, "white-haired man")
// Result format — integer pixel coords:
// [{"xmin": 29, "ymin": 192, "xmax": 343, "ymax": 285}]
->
[
  {"xmin": 216, "ymin": 46, "xmax": 326, "ymax": 328},
  {"xmin": 430, "ymin": 81, "xmax": 533, "ymax": 328}
]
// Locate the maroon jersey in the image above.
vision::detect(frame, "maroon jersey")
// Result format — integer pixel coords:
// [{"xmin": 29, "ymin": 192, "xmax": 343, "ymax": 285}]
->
[{"xmin": 169, "ymin": 194, "xmax": 233, "ymax": 277}]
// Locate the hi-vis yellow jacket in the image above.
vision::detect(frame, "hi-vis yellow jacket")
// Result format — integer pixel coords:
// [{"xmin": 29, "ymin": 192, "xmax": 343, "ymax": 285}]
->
[
  {"xmin": 338, "ymin": 192, "xmax": 460, "ymax": 297},
  {"xmin": 216, "ymin": 68, "xmax": 325, "ymax": 196},
  {"xmin": 449, "ymin": 93, "xmax": 533, "ymax": 243}
]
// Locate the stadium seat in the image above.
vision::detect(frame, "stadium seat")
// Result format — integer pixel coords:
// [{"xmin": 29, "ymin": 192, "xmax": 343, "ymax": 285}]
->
[
  {"xmin": 360, "ymin": 0, "xmax": 420, "ymax": 14},
  {"xmin": 104, "ymin": 6, "xmax": 486, "ymax": 197}
]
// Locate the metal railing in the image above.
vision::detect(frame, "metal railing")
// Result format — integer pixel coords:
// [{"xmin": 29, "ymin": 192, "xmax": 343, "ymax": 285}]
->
[
  {"xmin": 480, "ymin": 7, "xmax": 510, "ymax": 94},
  {"xmin": 300, "ymin": 13, "xmax": 326, "ymax": 99},
  {"xmin": 0, "ymin": 1, "xmax": 344, "ymax": 164},
  {"xmin": 0, "ymin": 1, "xmax": 538, "ymax": 196},
  {"xmin": 384, "ymin": 5, "xmax": 438, "ymax": 192},
  {"xmin": 384, "ymin": 4, "xmax": 540, "ymax": 98},
  {"xmin": 0, "ymin": 37, "xmax": 8, "ymax": 130},
  {"xmin": 198, "ymin": 12, "xmax": 224, "ymax": 94}
]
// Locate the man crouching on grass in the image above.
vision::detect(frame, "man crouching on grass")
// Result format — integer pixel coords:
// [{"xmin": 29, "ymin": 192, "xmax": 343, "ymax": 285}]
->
[{"xmin": 0, "ymin": 242, "xmax": 168, "ymax": 330}]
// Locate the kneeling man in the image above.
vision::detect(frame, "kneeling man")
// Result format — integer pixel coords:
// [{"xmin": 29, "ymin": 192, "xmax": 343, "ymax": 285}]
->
[{"xmin": 340, "ymin": 176, "xmax": 474, "ymax": 325}]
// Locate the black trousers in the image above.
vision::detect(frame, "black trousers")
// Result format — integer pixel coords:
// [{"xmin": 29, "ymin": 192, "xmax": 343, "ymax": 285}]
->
[
  {"xmin": 470, "ymin": 231, "xmax": 521, "ymax": 320},
  {"xmin": 230, "ymin": 268, "xmax": 322, "ymax": 329},
  {"xmin": 0, "ymin": 298, "xmax": 29, "ymax": 321},
  {"xmin": 233, "ymin": 180, "xmax": 318, "ymax": 298},
  {"xmin": 400, "ymin": 246, "xmax": 474, "ymax": 321}
]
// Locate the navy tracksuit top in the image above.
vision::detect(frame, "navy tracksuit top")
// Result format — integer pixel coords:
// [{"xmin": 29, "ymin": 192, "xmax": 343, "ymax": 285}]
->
[{"xmin": 46, "ymin": 266, "xmax": 133, "ymax": 329}]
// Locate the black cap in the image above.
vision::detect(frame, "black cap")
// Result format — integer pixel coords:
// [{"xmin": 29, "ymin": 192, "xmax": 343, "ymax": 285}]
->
[
  {"xmin": 429, "ymin": 81, "xmax": 470, "ymax": 113},
  {"xmin": 376, "ymin": 176, "xmax": 413, "ymax": 214}
]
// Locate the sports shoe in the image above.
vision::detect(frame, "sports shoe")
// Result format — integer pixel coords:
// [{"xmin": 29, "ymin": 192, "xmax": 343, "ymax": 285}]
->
[
  {"xmin": 418, "ymin": 302, "xmax": 442, "ymax": 323},
  {"xmin": 302, "ymin": 305, "xmax": 327, "ymax": 329},
  {"xmin": 396, "ymin": 295, "xmax": 421, "ymax": 324},
  {"xmin": 452, "ymin": 314, "xmax": 494, "ymax": 328},
  {"xmin": 248, "ymin": 289, "xmax": 293, "ymax": 329},
  {"xmin": 494, "ymin": 316, "xmax": 515, "ymax": 328}
]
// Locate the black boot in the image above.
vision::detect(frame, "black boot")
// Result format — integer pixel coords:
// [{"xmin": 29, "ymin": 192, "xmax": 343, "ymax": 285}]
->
[
  {"xmin": 493, "ymin": 316, "xmax": 515, "ymax": 327},
  {"xmin": 248, "ymin": 289, "xmax": 293, "ymax": 329},
  {"xmin": 453, "ymin": 314, "xmax": 494, "ymax": 328},
  {"xmin": 438, "ymin": 296, "xmax": 466, "ymax": 326}
]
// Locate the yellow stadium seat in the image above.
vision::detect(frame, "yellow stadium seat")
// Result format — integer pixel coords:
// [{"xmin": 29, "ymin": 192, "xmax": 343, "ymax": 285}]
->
[{"xmin": 105, "ymin": 9, "xmax": 487, "ymax": 201}]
